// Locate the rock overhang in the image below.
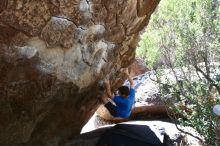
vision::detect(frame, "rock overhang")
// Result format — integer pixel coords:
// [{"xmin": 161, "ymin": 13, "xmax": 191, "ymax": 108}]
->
[{"xmin": 0, "ymin": 0, "xmax": 160, "ymax": 145}]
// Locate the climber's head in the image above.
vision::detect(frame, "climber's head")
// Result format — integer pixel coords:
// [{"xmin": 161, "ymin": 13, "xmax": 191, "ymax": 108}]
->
[{"xmin": 118, "ymin": 86, "xmax": 130, "ymax": 97}]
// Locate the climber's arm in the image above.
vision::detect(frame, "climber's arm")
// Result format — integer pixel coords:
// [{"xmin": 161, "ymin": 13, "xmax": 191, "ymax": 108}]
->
[
  {"xmin": 124, "ymin": 68, "xmax": 134, "ymax": 88},
  {"xmin": 104, "ymin": 80, "xmax": 113, "ymax": 99},
  {"xmin": 102, "ymin": 80, "xmax": 116, "ymax": 106}
]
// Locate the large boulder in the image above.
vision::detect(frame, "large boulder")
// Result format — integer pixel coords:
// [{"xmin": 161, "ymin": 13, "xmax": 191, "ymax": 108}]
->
[{"xmin": 0, "ymin": 0, "xmax": 160, "ymax": 145}]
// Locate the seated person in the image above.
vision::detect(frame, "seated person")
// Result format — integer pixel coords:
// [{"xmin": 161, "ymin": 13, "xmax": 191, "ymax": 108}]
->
[{"xmin": 102, "ymin": 68, "xmax": 135, "ymax": 119}]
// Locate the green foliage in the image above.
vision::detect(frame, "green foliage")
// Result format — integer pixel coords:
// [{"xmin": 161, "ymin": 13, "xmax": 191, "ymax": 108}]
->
[
  {"xmin": 137, "ymin": 0, "xmax": 220, "ymax": 145},
  {"xmin": 137, "ymin": 0, "xmax": 220, "ymax": 68},
  {"xmin": 137, "ymin": 32, "xmax": 161, "ymax": 68},
  {"xmin": 160, "ymin": 79, "xmax": 220, "ymax": 145}
]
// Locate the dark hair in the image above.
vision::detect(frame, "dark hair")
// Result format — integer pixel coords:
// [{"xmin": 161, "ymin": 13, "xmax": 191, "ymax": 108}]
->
[{"xmin": 118, "ymin": 86, "xmax": 130, "ymax": 97}]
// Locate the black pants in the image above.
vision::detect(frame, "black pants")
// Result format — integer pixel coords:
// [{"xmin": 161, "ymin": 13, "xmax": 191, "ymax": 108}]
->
[{"xmin": 104, "ymin": 102, "xmax": 117, "ymax": 117}]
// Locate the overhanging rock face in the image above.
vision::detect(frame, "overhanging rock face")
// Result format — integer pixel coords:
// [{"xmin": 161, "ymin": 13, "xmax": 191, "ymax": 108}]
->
[{"xmin": 0, "ymin": 0, "xmax": 160, "ymax": 145}]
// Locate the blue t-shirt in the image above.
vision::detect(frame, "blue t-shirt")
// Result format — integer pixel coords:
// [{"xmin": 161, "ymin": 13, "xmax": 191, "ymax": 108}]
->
[{"xmin": 113, "ymin": 88, "xmax": 135, "ymax": 118}]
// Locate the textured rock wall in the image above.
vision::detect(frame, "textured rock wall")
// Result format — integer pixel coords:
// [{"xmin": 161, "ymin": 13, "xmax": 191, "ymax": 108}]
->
[{"xmin": 0, "ymin": 0, "xmax": 160, "ymax": 145}]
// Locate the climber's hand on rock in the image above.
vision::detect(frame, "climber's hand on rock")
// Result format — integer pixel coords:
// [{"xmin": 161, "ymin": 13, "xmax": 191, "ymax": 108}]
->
[{"xmin": 122, "ymin": 68, "xmax": 129, "ymax": 76}]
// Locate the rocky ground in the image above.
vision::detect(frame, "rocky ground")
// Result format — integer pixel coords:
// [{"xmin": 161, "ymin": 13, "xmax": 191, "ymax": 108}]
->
[{"xmin": 78, "ymin": 120, "xmax": 204, "ymax": 146}]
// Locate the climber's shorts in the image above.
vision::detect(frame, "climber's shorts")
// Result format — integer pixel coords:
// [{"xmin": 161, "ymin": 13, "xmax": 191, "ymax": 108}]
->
[{"xmin": 104, "ymin": 102, "xmax": 116, "ymax": 117}]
